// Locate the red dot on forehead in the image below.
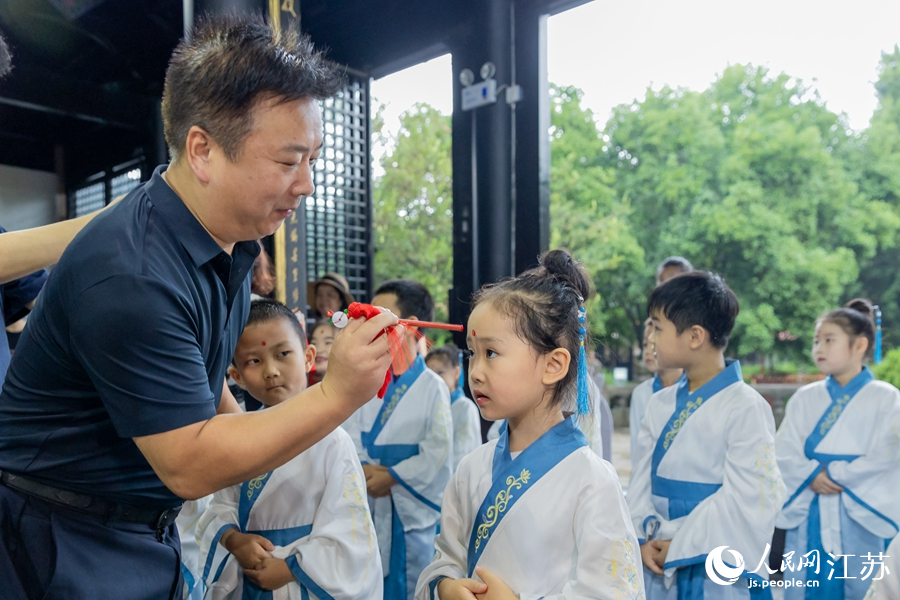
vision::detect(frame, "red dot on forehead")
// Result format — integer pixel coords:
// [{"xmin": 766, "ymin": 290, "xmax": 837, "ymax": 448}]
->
[
  {"xmin": 261, "ymin": 341, "xmax": 266, "ymax": 346},
  {"xmin": 472, "ymin": 330, "xmax": 476, "ymax": 337}
]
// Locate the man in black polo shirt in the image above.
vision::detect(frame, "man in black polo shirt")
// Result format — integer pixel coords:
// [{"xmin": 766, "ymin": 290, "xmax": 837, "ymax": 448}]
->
[{"xmin": 0, "ymin": 16, "xmax": 396, "ymax": 600}]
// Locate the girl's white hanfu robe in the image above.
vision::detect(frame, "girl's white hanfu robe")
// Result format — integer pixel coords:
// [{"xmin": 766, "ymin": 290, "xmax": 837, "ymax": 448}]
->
[
  {"xmin": 196, "ymin": 428, "xmax": 382, "ymax": 600},
  {"xmin": 775, "ymin": 368, "xmax": 900, "ymax": 600},
  {"xmin": 627, "ymin": 360, "xmax": 786, "ymax": 599},
  {"xmin": 415, "ymin": 415, "xmax": 645, "ymax": 600},
  {"xmin": 449, "ymin": 388, "xmax": 481, "ymax": 470},
  {"xmin": 342, "ymin": 356, "xmax": 453, "ymax": 600}
]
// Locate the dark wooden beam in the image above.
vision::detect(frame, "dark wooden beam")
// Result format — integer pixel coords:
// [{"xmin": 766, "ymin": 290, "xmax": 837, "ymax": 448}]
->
[{"xmin": 0, "ymin": 66, "xmax": 155, "ymax": 130}]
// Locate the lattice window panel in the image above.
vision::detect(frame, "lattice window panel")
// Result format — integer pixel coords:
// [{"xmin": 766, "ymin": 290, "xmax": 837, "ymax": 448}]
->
[
  {"xmin": 305, "ymin": 75, "xmax": 371, "ymax": 301},
  {"xmin": 73, "ymin": 182, "xmax": 105, "ymax": 217},
  {"xmin": 110, "ymin": 168, "xmax": 142, "ymax": 200}
]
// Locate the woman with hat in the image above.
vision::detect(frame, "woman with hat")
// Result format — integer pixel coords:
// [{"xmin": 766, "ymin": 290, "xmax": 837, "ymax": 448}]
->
[{"xmin": 308, "ymin": 273, "xmax": 354, "ymax": 320}]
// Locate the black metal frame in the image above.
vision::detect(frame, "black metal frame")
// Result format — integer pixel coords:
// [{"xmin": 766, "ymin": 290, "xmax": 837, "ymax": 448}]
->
[{"xmin": 303, "ymin": 72, "xmax": 373, "ymax": 302}]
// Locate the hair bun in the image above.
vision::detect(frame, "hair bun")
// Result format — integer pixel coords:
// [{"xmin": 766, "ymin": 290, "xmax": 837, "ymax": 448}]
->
[
  {"xmin": 844, "ymin": 297, "xmax": 876, "ymax": 326},
  {"xmin": 540, "ymin": 249, "xmax": 593, "ymax": 302}
]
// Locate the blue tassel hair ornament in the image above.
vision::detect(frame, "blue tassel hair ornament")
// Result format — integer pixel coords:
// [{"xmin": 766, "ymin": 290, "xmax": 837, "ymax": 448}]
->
[
  {"xmin": 576, "ymin": 301, "xmax": 590, "ymax": 415},
  {"xmin": 875, "ymin": 305, "xmax": 883, "ymax": 365},
  {"xmin": 458, "ymin": 348, "xmax": 466, "ymax": 390}
]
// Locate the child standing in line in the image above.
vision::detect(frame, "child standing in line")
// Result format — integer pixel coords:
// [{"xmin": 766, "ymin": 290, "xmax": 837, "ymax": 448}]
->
[
  {"xmin": 197, "ymin": 299, "xmax": 381, "ymax": 600},
  {"xmin": 863, "ymin": 534, "xmax": 900, "ymax": 599},
  {"xmin": 426, "ymin": 344, "xmax": 482, "ymax": 470},
  {"xmin": 307, "ymin": 319, "xmax": 334, "ymax": 387},
  {"xmin": 416, "ymin": 249, "xmax": 644, "ymax": 600},
  {"xmin": 776, "ymin": 300, "xmax": 900, "ymax": 600},
  {"xmin": 627, "ymin": 271, "xmax": 786, "ymax": 598},
  {"xmin": 177, "ymin": 497, "xmax": 211, "ymax": 599},
  {"xmin": 342, "ymin": 279, "xmax": 453, "ymax": 600},
  {"xmin": 629, "ymin": 326, "xmax": 684, "ymax": 466}
]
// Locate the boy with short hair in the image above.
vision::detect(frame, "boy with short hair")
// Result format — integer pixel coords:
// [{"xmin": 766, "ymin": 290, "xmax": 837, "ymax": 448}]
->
[
  {"xmin": 627, "ymin": 271, "xmax": 786, "ymax": 598},
  {"xmin": 198, "ymin": 299, "xmax": 382, "ymax": 600},
  {"xmin": 425, "ymin": 344, "xmax": 481, "ymax": 469},
  {"xmin": 343, "ymin": 279, "xmax": 453, "ymax": 600}
]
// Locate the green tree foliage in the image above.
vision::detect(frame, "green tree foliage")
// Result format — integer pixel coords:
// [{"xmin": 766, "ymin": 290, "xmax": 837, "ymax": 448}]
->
[
  {"xmin": 552, "ymin": 65, "xmax": 900, "ymax": 358},
  {"xmin": 372, "ymin": 54, "xmax": 900, "ymax": 362},
  {"xmin": 850, "ymin": 46, "xmax": 900, "ymax": 349},
  {"xmin": 549, "ymin": 85, "xmax": 646, "ymax": 342},
  {"xmin": 372, "ymin": 103, "xmax": 453, "ymax": 325},
  {"xmin": 874, "ymin": 346, "xmax": 900, "ymax": 388}
]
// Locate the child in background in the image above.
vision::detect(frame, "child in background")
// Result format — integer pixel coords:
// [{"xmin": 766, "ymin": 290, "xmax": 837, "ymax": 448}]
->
[
  {"xmin": 863, "ymin": 534, "xmax": 900, "ymax": 599},
  {"xmin": 776, "ymin": 299, "xmax": 900, "ymax": 600},
  {"xmin": 627, "ymin": 271, "xmax": 785, "ymax": 598},
  {"xmin": 307, "ymin": 319, "xmax": 334, "ymax": 387},
  {"xmin": 342, "ymin": 279, "xmax": 453, "ymax": 600},
  {"xmin": 416, "ymin": 249, "xmax": 644, "ymax": 600},
  {"xmin": 198, "ymin": 299, "xmax": 381, "ymax": 600},
  {"xmin": 629, "ymin": 326, "xmax": 684, "ymax": 465},
  {"xmin": 177, "ymin": 497, "xmax": 211, "ymax": 600},
  {"xmin": 426, "ymin": 344, "xmax": 482, "ymax": 470}
]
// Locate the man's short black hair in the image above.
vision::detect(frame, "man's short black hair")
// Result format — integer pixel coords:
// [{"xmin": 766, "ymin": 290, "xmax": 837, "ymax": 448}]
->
[
  {"xmin": 647, "ymin": 271, "xmax": 739, "ymax": 349},
  {"xmin": 0, "ymin": 31, "xmax": 12, "ymax": 79},
  {"xmin": 426, "ymin": 344, "xmax": 459, "ymax": 369},
  {"xmin": 245, "ymin": 298, "xmax": 306, "ymax": 348},
  {"xmin": 656, "ymin": 256, "xmax": 693, "ymax": 281},
  {"xmin": 374, "ymin": 279, "xmax": 434, "ymax": 321},
  {"xmin": 162, "ymin": 13, "xmax": 345, "ymax": 162}
]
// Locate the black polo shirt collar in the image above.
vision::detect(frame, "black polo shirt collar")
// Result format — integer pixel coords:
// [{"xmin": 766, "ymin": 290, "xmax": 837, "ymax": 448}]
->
[{"xmin": 145, "ymin": 166, "xmax": 261, "ymax": 269}]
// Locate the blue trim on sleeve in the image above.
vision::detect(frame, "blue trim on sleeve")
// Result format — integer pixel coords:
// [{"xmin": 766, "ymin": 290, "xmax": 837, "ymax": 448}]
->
[
  {"xmin": 246, "ymin": 524, "xmax": 312, "ymax": 548},
  {"xmin": 201, "ymin": 523, "xmax": 238, "ymax": 584},
  {"xmin": 782, "ymin": 463, "xmax": 823, "ymax": 509},
  {"xmin": 180, "ymin": 562, "xmax": 195, "ymax": 595},
  {"xmin": 663, "ymin": 553, "xmax": 707, "ymax": 570},
  {"xmin": 387, "ymin": 467, "xmax": 441, "ymax": 511},
  {"xmin": 429, "ymin": 576, "xmax": 446, "ymax": 600},
  {"xmin": 285, "ymin": 555, "xmax": 336, "ymax": 600},
  {"xmin": 826, "ymin": 465, "xmax": 900, "ymax": 533},
  {"xmin": 641, "ymin": 515, "xmax": 658, "ymax": 541}
]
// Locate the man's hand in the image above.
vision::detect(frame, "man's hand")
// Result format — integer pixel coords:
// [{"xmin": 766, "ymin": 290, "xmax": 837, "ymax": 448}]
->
[
  {"xmin": 243, "ymin": 557, "xmax": 295, "ymax": 591},
  {"xmin": 640, "ymin": 542, "xmax": 663, "ymax": 575},
  {"xmin": 321, "ymin": 311, "xmax": 397, "ymax": 407},
  {"xmin": 363, "ymin": 464, "xmax": 396, "ymax": 497},
  {"xmin": 474, "ymin": 567, "xmax": 517, "ymax": 600},
  {"xmin": 810, "ymin": 469, "xmax": 843, "ymax": 495},
  {"xmin": 221, "ymin": 530, "xmax": 274, "ymax": 570},
  {"xmin": 650, "ymin": 539, "xmax": 670, "ymax": 569}
]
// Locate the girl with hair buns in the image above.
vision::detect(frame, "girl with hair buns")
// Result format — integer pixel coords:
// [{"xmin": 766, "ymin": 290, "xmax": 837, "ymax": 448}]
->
[
  {"xmin": 415, "ymin": 249, "xmax": 644, "ymax": 600},
  {"xmin": 776, "ymin": 299, "xmax": 900, "ymax": 600}
]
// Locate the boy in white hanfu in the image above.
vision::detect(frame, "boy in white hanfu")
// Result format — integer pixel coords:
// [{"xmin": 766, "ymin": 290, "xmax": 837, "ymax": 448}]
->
[
  {"xmin": 416, "ymin": 249, "xmax": 644, "ymax": 600},
  {"xmin": 342, "ymin": 279, "xmax": 453, "ymax": 600},
  {"xmin": 628, "ymin": 271, "xmax": 786, "ymax": 599},
  {"xmin": 197, "ymin": 299, "xmax": 381, "ymax": 600},
  {"xmin": 630, "ymin": 326, "xmax": 684, "ymax": 465},
  {"xmin": 426, "ymin": 344, "xmax": 482, "ymax": 470},
  {"xmin": 776, "ymin": 299, "xmax": 900, "ymax": 600}
]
